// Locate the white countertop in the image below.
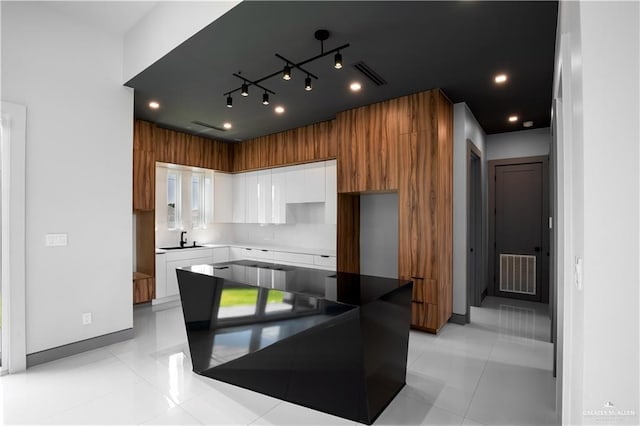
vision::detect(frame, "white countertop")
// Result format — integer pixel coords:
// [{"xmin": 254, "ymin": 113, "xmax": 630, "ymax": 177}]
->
[{"xmin": 156, "ymin": 242, "xmax": 336, "ymax": 257}]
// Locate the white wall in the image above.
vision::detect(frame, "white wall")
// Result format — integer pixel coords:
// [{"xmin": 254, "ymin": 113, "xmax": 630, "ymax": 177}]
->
[
  {"xmin": 486, "ymin": 127, "xmax": 551, "ymax": 161},
  {"xmin": 2, "ymin": 3, "xmax": 133, "ymax": 354},
  {"xmin": 554, "ymin": 1, "xmax": 639, "ymax": 424},
  {"xmin": 359, "ymin": 193, "xmax": 398, "ymax": 279},
  {"xmin": 123, "ymin": 1, "xmax": 240, "ymax": 83},
  {"xmin": 452, "ymin": 102, "xmax": 488, "ymax": 316}
]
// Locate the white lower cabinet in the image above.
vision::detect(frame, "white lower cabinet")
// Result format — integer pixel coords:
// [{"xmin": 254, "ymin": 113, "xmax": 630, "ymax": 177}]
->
[{"xmin": 155, "ymin": 253, "xmax": 167, "ymax": 299}]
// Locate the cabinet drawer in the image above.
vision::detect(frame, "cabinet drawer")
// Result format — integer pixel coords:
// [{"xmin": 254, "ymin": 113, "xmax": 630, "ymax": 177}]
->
[
  {"xmin": 273, "ymin": 251, "xmax": 314, "ymax": 265},
  {"xmin": 313, "ymin": 255, "xmax": 336, "ymax": 268},
  {"xmin": 247, "ymin": 248, "xmax": 274, "ymax": 261},
  {"xmin": 165, "ymin": 248, "xmax": 213, "ymax": 262}
]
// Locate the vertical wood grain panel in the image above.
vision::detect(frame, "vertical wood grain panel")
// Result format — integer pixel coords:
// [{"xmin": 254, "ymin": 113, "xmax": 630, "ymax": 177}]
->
[
  {"xmin": 133, "ymin": 277, "xmax": 155, "ymax": 304},
  {"xmin": 133, "ymin": 150, "xmax": 155, "ymax": 211},
  {"xmin": 337, "ymin": 193, "xmax": 360, "ymax": 273},
  {"xmin": 436, "ymin": 90, "xmax": 454, "ymax": 326}
]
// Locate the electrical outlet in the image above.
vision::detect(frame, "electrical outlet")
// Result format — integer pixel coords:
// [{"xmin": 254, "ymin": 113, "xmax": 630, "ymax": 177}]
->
[
  {"xmin": 574, "ymin": 257, "xmax": 583, "ymax": 291},
  {"xmin": 82, "ymin": 312, "xmax": 92, "ymax": 325},
  {"xmin": 45, "ymin": 233, "xmax": 68, "ymax": 247}
]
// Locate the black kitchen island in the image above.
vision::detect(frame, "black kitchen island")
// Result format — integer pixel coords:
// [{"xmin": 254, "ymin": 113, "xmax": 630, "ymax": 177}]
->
[{"xmin": 176, "ymin": 260, "xmax": 412, "ymax": 425}]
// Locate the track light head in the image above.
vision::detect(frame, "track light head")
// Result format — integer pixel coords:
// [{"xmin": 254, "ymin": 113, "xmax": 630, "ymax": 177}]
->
[
  {"xmin": 226, "ymin": 95, "xmax": 233, "ymax": 108},
  {"xmin": 334, "ymin": 52, "xmax": 343, "ymax": 69},
  {"xmin": 262, "ymin": 92, "xmax": 270, "ymax": 105},
  {"xmin": 241, "ymin": 83, "xmax": 249, "ymax": 96},
  {"xmin": 282, "ymin": 65, "xmax": 292, "ymax": 81},
  {"xmin": 304, "ymin": 75, "xmax": 312, "ymax": 91}
]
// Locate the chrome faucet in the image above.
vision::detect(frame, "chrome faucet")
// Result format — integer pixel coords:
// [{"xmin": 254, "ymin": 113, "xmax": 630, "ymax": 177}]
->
[{"xmin": 180, "ymin": 231, "xmax": 187, "ymax": 248}]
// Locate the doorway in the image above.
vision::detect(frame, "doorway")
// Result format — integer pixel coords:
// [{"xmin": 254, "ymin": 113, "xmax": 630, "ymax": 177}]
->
[
  {"xmin": 467, "ymin": 141, "xmax": 483, "ymax": 318},
  {"xmin": 489, "ymin": 156, "xmax": 549, "ymax": 303}
]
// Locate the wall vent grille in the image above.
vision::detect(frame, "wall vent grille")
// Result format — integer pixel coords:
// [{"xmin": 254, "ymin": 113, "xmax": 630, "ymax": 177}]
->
[{"xmin": 499, "ymin": 254, "xmax": 536, "ymax": 295}]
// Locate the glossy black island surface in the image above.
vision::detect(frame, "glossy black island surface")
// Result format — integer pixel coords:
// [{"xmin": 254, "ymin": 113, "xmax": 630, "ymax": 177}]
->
[{"xmin": 176, "ymin": 260, "xmax": 413, "ymax": 425}]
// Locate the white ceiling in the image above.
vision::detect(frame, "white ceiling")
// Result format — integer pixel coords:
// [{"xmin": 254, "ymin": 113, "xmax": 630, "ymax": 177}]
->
[{"xmin": 45, "ymin": 1, "xmax": 159, "ymax": 36}]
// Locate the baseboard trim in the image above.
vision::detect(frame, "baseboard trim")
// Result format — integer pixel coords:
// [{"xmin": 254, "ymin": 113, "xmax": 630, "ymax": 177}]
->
[
  {"xmin": 26, "ymin": 328, "xmax": 134, "ymax": 368},
  {"xmin": 448, "ymin": 313, "xmax": 467, "ymax": 325}
]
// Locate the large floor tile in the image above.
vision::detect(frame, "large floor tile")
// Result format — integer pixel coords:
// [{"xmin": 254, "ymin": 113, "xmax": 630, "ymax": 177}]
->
[
  {"xmin": 250, "ymin": 401, "xmax": 356, "ymax": 425},
  {"xmin": 409, "ymin": 345, "xmax": 487, "ymax": 392},
  {"xmin": 489, "ymin": 337, "xmax": 553, "ymax": 372},
  {"xmin": 180, "ymin": 380, "xmax": 280, "ymax": 425},
  {"xmin": 141, "ymin": 405, "xmax": 203, "ymax": 425},
  {"xmin": 404, "ymin": 370, "xmax": 475, "ymax": 417},
  {"xmin": 373, "ymin": 391, "xmax": 463, "ymax": 426},
  {"xmin": 41, "ymin": 380, "xmax": 175, "ymax": 425},
  {"xmin": 465, "ymin": 360, "xmax": 557, "ymax": 425}
]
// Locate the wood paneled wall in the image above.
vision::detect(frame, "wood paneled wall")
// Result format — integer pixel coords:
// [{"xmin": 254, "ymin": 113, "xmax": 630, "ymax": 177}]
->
[
  {"xmin": 154, "ymin": 127, "xmax": 232, "ymax": 171},
  {"xmin": 133, "ymin": 120, "xmax": 156, "ymax": 211},
  {"xmin": 336, "ymin": 194, "xmax": 360, "ymax": 274},
  {"xmin": 232, "ymin": 120, "xmax": 336, "ymax": 171}
]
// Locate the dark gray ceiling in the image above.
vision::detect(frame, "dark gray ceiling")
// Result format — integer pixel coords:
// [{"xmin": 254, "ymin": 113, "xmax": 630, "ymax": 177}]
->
[{"xmin": 126, "ymin": 1, "xmax": 558, "ymax": 142}]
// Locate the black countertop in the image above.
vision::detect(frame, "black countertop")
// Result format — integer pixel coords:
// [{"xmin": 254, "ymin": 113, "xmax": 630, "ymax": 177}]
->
[{"xmin": 176, "ymin": 260, "xmax": 413, "ymax": 425}]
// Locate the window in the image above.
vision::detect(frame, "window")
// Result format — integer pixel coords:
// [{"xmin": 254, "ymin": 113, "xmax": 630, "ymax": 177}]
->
[
  {"xmin": 167, "ymin": 171, "xmax": 181, "ymax": 229},
  {"xmin": 191, "ymin": 172, "xmax": 213, "ymax": 229}
]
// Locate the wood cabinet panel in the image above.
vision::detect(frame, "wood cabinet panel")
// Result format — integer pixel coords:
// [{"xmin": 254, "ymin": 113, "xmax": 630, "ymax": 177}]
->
[
  {"xmin": 133, "ymin": 149, "xmax": 155, "ymax": 211},
  {"xmin": 411, "ymin": 302, "xmax": 439, "ymax": 331},
  {"xmin": 337, "ymin": 193, "xmax": 360, "ymax": 273},
  {"xmin": 336, "ymin": 101, "xmax": 399, "ymax": 193},
  {"xmin": 411, "ymin": 278, "xmax": 437, "ymax": 304},
  {"xmin": 133, "ymin": 276, "xmax": 155, "ymax": 304},
  {"xmin": 232, "ymin": 121, "xmax": 335, "ymax": 172}
]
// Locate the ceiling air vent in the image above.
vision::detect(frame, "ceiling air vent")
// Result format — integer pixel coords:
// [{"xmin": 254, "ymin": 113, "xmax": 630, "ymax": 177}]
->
[
  {"xmin": 191, "ymin": 120, "xmax": 226, "ymax": 132},
  {"xmin": 353, "ymin": 61, "xmax": 387, "ymax": 86}
]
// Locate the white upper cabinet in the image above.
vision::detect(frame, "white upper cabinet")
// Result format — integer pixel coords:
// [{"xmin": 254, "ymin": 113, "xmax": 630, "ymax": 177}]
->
[
  {"xmin": 285, "ymin": 164, "xmax": 306, "ymax": 203},
  {"xmin": 232, "ymin": 173, "xmax": 246, "ymax": 223},
  {"xmin": 244, "ymin": 171, "xmax": 259, "ymax": 223},
  {"xmin": 213, "ymin": 172, "xmax": 232, "ymax": 223},
  {"xmin": 257, "ymin": 170, "xmax": 272, "ymax": 224},
  {"xmin": 285, "ymin": 162, "xmax": 326, "ymax": 204},
  {"xmin": 271, "ymin": 167, "xmax": 287, "ymax": 224},
  {"xmin": 304, "ymin": 162, "xmax": 326, "ymax": 203},
  {"xmin": 324, "ymin": 160, "xmax": 337, "ymax": 224}
]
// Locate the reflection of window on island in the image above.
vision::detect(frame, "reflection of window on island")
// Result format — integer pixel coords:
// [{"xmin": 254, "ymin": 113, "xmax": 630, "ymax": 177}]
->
[{"xmin": 218, "ymin": 288, "xmax": 259, "ymax": 318}]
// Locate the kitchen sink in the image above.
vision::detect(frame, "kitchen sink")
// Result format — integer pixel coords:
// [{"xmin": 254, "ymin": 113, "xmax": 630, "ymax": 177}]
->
[{"xmin": 159, "ymin": 245, "xmax": 205, "ymax": 250}]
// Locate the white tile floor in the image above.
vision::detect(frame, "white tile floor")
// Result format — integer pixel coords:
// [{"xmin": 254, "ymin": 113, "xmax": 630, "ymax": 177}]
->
[{"xmin": 0, "ymin": 296, "xmax": 557, "ymax": 425}]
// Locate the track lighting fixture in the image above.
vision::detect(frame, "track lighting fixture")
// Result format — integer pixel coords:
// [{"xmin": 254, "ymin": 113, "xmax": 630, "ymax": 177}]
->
[
  {"xmin": 222, "ymin": 29, "xmax": 349, "ymax": 108},
  {"xmin": 282, "ymin": 65, "xmax": 292, "ymax": 81},
  {"xmin": 334, "ymin": 51, "xmax": 343, "ymax": 69},
  {"xmin": 226, "ymin": 95, "xmax": 233, "ymax": 108}
]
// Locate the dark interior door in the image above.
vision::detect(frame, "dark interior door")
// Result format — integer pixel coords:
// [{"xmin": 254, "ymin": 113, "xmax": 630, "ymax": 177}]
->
[{"xmin": 494, "ymin": 163, "xmax": 544, "ymax": 301}]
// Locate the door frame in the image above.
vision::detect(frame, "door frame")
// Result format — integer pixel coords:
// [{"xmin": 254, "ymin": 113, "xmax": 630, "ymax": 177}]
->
[
  {"xmin": 466, "ymin": 140, "xmax": 483, "ymax": 320},
  {"xmin": 0, "ymin": 102, "xmax": 27, "ymax": 374},
  {"xmin": 488, "ymin": 155, "xmax": 549, "ymax": 302}
]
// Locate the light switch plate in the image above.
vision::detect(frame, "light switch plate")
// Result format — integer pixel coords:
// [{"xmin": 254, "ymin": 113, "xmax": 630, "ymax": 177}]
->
[
  {"xmin": 45, "ymin": 233, "xmax": 68, "ymax": 247},
  {"xmin": 82, "ymin": 312, "xmax": 92, "ymax": 325}
]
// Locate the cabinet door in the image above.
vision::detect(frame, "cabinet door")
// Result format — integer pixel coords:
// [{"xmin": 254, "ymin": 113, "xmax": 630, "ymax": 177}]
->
[
  {"xmin": 214, "ymin": 172, "xmax": 233, "ymax": 223},
  {"xmin": 166, "ymin": 256, "xmax": 213, "ymax": 297},
  {"xmin": 245, "ymin": 171, "xmax": 259, "ymax": 223},
  {"xmin": 155, "ymin": 254, "xmax": 167, "ymax": 299},
  {"xmin": 232, "ymin": 173, "xmax": 246, "ymax": 223},
  {"xmin": 304, "ymin": 162, "xmax": 325, "ymax": 202},
  {"xmin": 324, "ymin": 160, "xmax": 337, "ymax": 224},
  {"xmin": 257, "ymin": 170, "xmax": 272, "ymax": 224},
  {"xmin": 213, "ymin": 247, "xmax": 229, "ymax": 263},
  {"xmin": 285, "ymin": 164, "xmax": 305, "ymax": 203},
  {"xmin": 271, "ymin": 167, "xmax": 287, "ymax": 224}
]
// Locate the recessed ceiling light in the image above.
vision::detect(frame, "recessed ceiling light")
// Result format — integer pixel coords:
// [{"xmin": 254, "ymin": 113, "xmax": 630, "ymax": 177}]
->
[
  {"xmin": 350, "ymin": 82, "xmax": 362, "ymax": 92},
  {"xmin": 523, "ymin": 121, "xmax": 534, "ymax": 128},
  {"xmin": 508, "ymin": 115, "xmax": 519, "ymax": 122},
  {"xmin": 148, "ymin": 101, "xmax": 160, "ymax": 109},
  {"xmin": 223, "ymin": 122, "xmax": 232, "ymax": 129},
  {"xmin": 274, "ymin": 106, "xmax": 285, "ymax": 114},
  {"xmin": 494, "ymin": 74, "xmax": 508, "ymax": 84}
]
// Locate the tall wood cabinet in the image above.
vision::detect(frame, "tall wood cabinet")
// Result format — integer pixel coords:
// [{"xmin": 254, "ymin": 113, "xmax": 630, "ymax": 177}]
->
[{"xmin": 336, "ymin": 89, "xmax": 453, "ymax": 333}]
